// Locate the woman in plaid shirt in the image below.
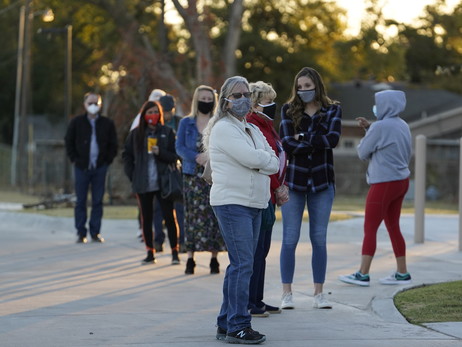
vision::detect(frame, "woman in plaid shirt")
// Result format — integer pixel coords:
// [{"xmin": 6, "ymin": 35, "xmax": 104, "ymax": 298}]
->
[{"xmin": 279, "ymin": 67, "xmax": 342, "ymax": 310}]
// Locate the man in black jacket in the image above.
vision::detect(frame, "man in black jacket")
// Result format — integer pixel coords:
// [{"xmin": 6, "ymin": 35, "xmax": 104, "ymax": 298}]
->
[{"xmin": 65, "ymin": 92, "xmax": 118, "ymax": 243}]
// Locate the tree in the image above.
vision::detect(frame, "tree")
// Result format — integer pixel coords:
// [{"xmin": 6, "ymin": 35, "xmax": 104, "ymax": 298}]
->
[{"xmin": 235, "ymin": 0, "xmax": 347, "ymax": 102}]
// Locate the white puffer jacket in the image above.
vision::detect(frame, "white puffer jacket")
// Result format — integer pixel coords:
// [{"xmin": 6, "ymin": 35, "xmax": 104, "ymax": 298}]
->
[{"xmin": 209, "ymin": 115, "xmax": 279, "ymax": 209}]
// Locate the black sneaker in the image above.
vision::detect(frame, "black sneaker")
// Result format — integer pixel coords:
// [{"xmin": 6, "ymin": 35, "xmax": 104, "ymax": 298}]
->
[
  {"xmin": 171, "ymin": 250, "xmax": 180, "ymax": 265},
  {"xmin": 91, "ymin": 234, "xmax": 104, "ymax": 243},
  {"xmin": 141, "ymin": 251, "xmax": 156, "ymax": 265},
  {"xmin": 261, "ymin": 303, "xmax": 281, "ymax": 314},
  {"xmin": 226, "ymin": 327, "xmax": 266, "ymax": 344},
  {"xmin": 76, "ymin": 236, "xmax": 87, "ymax": 244},
  {"xmin": 216, "ymin": 326, "xmax": 227, "ymax": 341},
  {"xmin": 249, "ymin": 307, "xmax": 269, "ymax": 317}
]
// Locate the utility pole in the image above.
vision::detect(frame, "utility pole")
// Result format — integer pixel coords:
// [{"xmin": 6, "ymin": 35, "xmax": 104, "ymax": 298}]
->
[
  {"xmin": 63, "ymin": 25, "xmax": 73, "ymax": 193},
  {"xmin": 18, "ymin": 0, "xmax": 33, "ymax": 188}
]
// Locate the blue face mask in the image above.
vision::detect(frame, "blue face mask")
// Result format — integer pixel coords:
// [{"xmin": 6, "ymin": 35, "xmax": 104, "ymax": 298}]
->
[
  {"xmin": 372, "ymin": 105, "xmax": 378, "ymax": 118},
  {"xmin": 226, "ymin": 97, "xmax": 251, "ymax": 118},
  {"xmin": 297, "ymin": 89, "xmax": 316, "ymax": 103}
]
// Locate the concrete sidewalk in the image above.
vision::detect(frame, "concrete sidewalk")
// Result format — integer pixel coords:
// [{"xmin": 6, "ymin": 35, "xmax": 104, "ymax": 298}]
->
[{"xmin": 0, "ymin": 210, "xmax": 461, "ymax": 346}]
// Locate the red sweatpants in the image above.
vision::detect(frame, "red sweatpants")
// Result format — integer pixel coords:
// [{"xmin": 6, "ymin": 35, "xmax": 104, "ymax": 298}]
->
[{"xmin": 362, "ymin": 178, "xmax": 409, "ymax": 257}]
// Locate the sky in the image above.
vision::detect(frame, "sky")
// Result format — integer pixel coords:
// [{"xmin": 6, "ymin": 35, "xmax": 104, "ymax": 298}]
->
[{"xmin": 335, "ymin": 0, "xmax": 460, "ymax": 35}]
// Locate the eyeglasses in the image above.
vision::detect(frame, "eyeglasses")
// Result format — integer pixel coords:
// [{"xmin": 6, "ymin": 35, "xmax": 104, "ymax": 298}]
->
[
  {"xmin": 229, "ymin": 92, "xmax": 252, "ymax": 99},
  {"xmin": 88, "ymin": 102, "xmax": 99, "ymax": 106}
]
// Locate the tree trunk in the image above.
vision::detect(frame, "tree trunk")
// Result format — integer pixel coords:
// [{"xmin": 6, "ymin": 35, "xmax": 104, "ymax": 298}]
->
[
  {"xmin": 172, "ymin": 0, "xmax": 213, "ymax": 86},
  {"xmin": 224, "ymin": 0, "xmax": 244, "ymax": 78}
]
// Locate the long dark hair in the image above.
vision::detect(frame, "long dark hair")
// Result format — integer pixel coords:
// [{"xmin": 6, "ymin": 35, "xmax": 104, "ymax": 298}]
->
[
  {"xmin": 287, "ymin": 67, "xmax": 338, "ymax": 131},
  {"xmin": 135, "ymin": 100, "xmax": 164, "ymax": 152}
]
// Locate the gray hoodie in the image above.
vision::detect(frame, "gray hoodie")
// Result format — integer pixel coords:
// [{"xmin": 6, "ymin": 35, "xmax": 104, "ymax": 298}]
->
[{"xmin": 357, "ymin": 90, "xmax": 411, "ymax": 185}]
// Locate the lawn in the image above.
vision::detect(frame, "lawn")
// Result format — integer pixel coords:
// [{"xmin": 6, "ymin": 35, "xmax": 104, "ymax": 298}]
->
[
  {"xmin": 0, "ymin": 190, "xmax": 458, "ymax": 220},
  {"xmin": 394, "ymin": 281, "xmax": 462, "ymax": 324}
]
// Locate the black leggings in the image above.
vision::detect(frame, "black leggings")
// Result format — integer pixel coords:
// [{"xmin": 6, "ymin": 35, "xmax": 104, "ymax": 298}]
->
[{"xmin": 136, "ymin": 191, "xmax": 178, "ymax": 253}]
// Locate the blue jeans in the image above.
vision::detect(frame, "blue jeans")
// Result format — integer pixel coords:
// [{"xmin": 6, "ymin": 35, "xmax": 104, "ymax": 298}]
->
[
  {"xmin": 248, "ymin": 201, "xmax": 275, "ymax": 310},
  {"xmin": 280, "ymin": 184, "xmax": 334, "ymax": 284},
  {"xmin": 213, "ymin": 204, "xmax": 261, "ymax": 333},
  {"xmin": 74, "ymin": 165, "xmax": 108, "ymax": 237},
  {"xmin": 153, "ymin": 199, "xmax": 184, "ymax": 245}
]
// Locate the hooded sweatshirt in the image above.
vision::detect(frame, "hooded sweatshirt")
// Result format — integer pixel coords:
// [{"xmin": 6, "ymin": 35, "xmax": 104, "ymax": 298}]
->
[{"xmin": 357, "ymin": 90, "xmax": 411, "ymax": 185}]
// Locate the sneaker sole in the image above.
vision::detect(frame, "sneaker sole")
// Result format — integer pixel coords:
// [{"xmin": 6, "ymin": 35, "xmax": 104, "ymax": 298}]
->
[
  {"xmin": 338, "ymin": 276, "xmax": 370, "ymax": 287},
  {"xmin": 314, "ymin": 303, "xmax": 333, "ymax": 309},
  {"xmin": 141, "ymin": 261, "xmax": 156, "ymax": 265},
  {"xmin": 281, "ymin": 304, "xmax": 294, "ymax": 309},
  {"xmin": 250, "ymin": 313, "xmax": 270, "ymax": 318},
  {"xmin": 225, "ymin": 336, "xmax": 266, "ymax": 344},
  {"xmin": 267, "ymin": 309, "xmax": 282, "ymax": 314},
  {"xmin": 216, "ymin": 334, "xmax": 226, "ymax": 341}
]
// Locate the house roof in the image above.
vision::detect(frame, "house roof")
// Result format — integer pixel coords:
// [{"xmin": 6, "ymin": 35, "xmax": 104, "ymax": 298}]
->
[{"xmin": 329, "ymin": 80, "xmax": 462, "ymax": 123}]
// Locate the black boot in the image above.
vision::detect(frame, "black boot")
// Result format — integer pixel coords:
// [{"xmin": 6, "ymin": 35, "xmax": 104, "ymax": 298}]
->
[
  {"xmin": 141, "ymin": 251, "xmax": 156, "ymax": 265},
  {"xmin": 185, "ymin": 258, "xmax": 196, "ymax": 274},
  {"xmin": 210, "ymin": 257, "xmax": 220, "ymax": 274}
]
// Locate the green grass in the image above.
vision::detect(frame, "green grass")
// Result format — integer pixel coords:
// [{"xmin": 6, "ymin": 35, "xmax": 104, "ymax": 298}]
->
[
  {"xmin": 0, "ymin": 190, "xmax": 458, "ymax": 220},
  {"xmin": 394, "ymin": 281, "xmax": 462, "ymax": 324}
]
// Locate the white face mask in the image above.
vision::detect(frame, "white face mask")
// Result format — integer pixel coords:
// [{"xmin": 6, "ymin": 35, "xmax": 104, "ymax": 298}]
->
[{"xmin": 86, "ymin": 104, "xmax": 101, "ymax": 115}]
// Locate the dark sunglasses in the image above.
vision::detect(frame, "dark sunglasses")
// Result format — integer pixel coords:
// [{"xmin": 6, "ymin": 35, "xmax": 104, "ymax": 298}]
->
[
  {"xmin": 88, "ymin": 102, "xmax": 99, "ymax": 105},
  {"xmin": 229, "ymin": 92, "xmax": 252, "ymax": 99}
]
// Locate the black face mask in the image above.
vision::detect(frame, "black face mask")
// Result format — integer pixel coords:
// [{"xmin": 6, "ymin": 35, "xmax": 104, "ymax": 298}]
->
[
  {"xmin": 258, "ymin": 103, "xmax": 277, "ymax": 120},
  {"xmin": 198, "ymin": 101, "xmax": 214, "ymax": 114}
]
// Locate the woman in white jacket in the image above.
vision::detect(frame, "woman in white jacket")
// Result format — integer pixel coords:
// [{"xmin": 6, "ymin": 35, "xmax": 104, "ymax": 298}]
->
[{"xmin": 202, "ymin": 76, "xmax": 279, "ymax": 344}]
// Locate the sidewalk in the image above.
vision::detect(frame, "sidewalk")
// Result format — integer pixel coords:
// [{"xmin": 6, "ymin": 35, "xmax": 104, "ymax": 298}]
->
[{"xmin": 0, "ymin": 210, "xmax": 461, "ymax": 346}]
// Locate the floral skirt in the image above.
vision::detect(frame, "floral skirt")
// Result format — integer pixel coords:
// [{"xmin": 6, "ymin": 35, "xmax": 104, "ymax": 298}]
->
[{"xmin": 183, "ymin": 174, "xmax": 225, "ymax": 252}]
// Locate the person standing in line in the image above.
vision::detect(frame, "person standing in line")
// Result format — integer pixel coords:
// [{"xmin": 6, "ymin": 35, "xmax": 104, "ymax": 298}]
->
[
  {"xmin": 175, "ymin": 85, "xmax": 225, "ymax": 275},
  {"xmin": 279, "ymin": 67, "xmax": 342, "ymax": 310},
  {"xmin": 338, "ymin": 90, "xmax": 412, "ymax": 287},
  {"xmin": 203, "ymin": 76, "xmax": 279, "ymax": 344},
  {"xmin": 123, "ymin": 100, "xmax": 180, "ymax": 265},
  {"xmin": 246, "ymin": 81, "xmax": 288, "ymax": 317},
  {"xmin": 130, "ymin": 88, "xmax": 166, "ymax": 241},
  {"xmin": 153, "ymin": 94, "xmax": 185, "ymax": 253},
  {"xmin": 65, "ymin": 92, "xmax": 118, "ymax": 244}
]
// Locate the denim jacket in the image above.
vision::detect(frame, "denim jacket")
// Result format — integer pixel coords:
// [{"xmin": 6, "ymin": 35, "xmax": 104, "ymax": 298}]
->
[{"xmin": 175, "ymin": 116, "xmax": 200, "ymax": 175}]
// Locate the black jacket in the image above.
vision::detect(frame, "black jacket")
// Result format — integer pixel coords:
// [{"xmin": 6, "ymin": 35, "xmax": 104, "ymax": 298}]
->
[
  {"xmin": 122, "ymin": 125, "xmax": 177, "ymax": 194},
  {"xmin": 64, "ymin": 113, "xmax": 118, "ymax": 170}
]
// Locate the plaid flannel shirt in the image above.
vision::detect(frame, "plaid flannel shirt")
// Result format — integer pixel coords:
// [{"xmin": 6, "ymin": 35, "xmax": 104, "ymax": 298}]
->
[{"xmin": 279, "ymin": 103, "xmax": 342, "ymax": 193}]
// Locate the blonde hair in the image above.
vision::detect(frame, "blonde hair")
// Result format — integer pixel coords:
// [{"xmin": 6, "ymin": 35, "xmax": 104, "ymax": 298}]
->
[
  {"xmin": 249, "ymin": 81, "xmax": 277, "ymax": 107},
  {"xmin": 188, "ymin": 85, "xmax": 217, "ymax": 117},
  {"xmin": 202, "ymin": 76, "xmax": 249, "ymax": 151}
]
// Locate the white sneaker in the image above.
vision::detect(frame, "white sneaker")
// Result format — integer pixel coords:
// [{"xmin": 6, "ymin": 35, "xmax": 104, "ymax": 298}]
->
[
  {"xmin": 313, "ymin": 293, "xmax": 332, "ymax": 309},
  {"xmin": 281, "ymin": 292, "xmax": 294, "ymax": 309},
  {"xmin": 379, "ymin": 272, "xmax": 412, "ymax": 285},
  {"xmin": 338, "ymin": 272, "xmax": 370, "ymax": 287}
]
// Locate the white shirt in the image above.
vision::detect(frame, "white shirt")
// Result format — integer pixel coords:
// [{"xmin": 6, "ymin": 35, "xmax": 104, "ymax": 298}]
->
[{"xmin": 209, "ymin": 115, "xmax": 279, "ymax": 208}]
